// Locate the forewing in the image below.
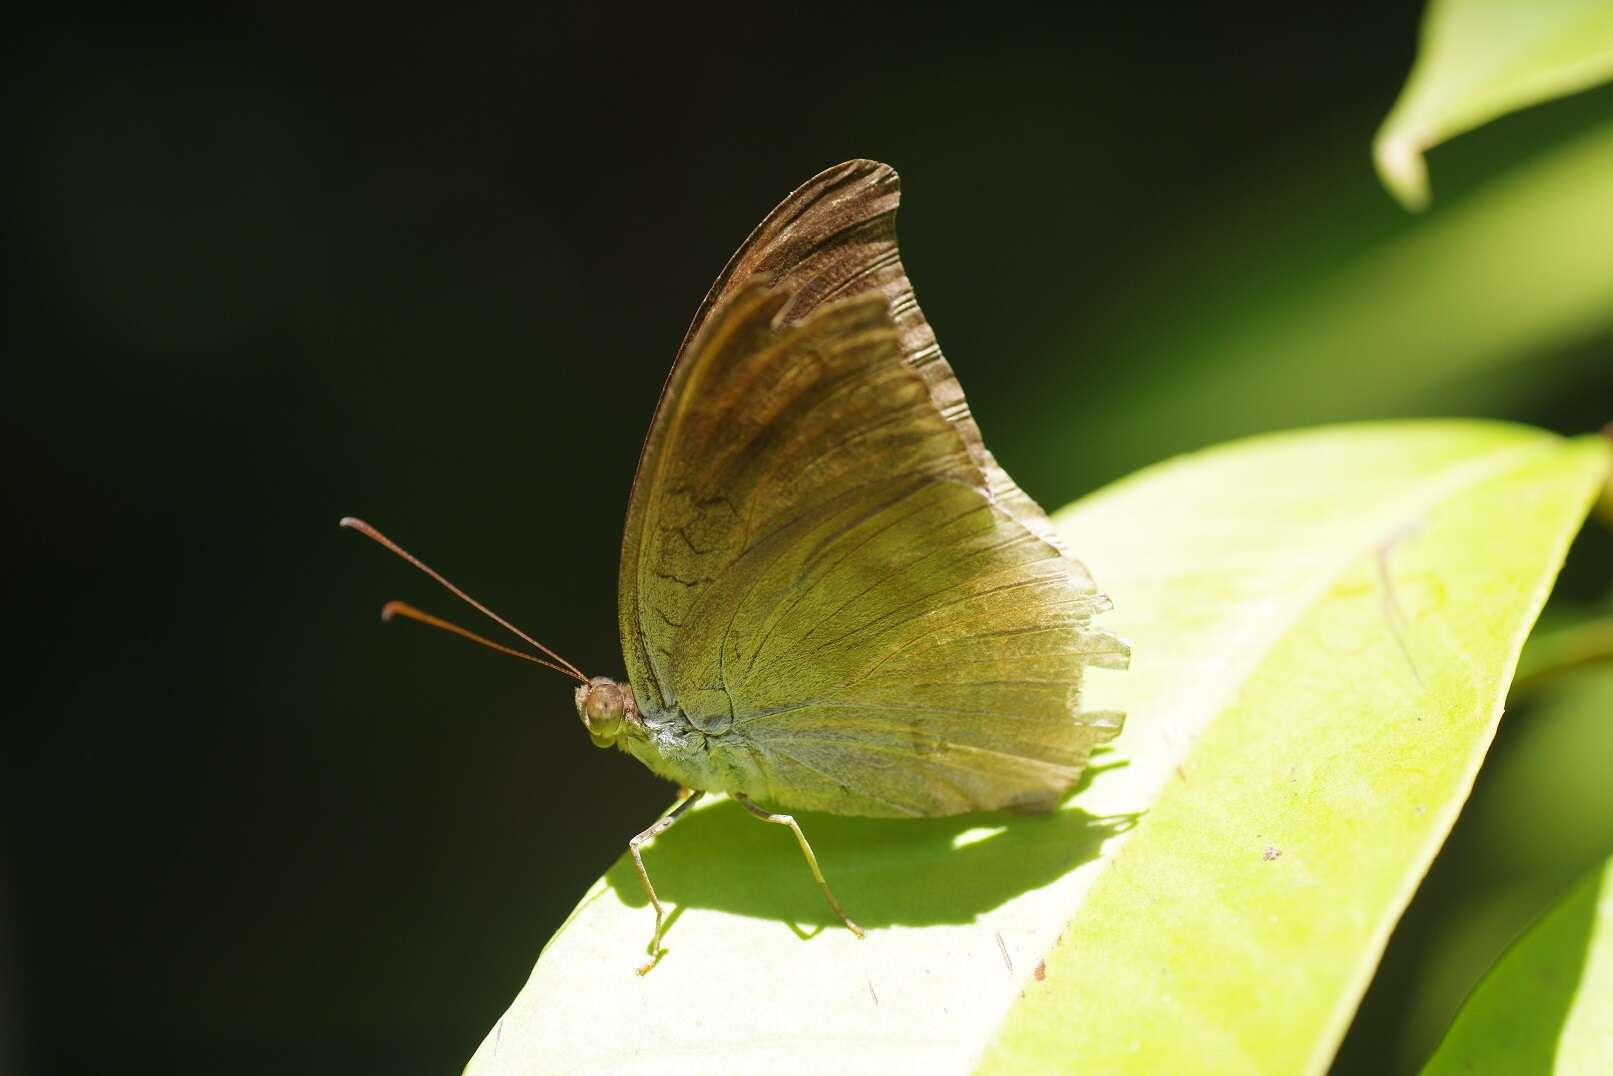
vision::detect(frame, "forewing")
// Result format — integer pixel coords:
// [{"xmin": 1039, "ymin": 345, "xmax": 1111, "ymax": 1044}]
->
[
  {"xmin": 621, "ymin": 284, "xmax": 971, "ymax": 708},
  {"xmin": 619, "ymin": 284, "xmax": 1125, "ymax": 816},
  {"xmin": 657, "ymin": 160, "xmax": 1068, "ymax": 555}
]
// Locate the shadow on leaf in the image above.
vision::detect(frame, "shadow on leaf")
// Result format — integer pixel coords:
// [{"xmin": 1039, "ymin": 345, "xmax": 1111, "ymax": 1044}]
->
[{"xmin": 601, "ymin": 790, "xmax": 1134, "ymax": 937}]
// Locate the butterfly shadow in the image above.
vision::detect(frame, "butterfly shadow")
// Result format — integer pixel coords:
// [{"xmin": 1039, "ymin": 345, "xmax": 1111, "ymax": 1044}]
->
[{"xmin": 603, "ymin": 769, "xmax": 1137, "ymax": 938}]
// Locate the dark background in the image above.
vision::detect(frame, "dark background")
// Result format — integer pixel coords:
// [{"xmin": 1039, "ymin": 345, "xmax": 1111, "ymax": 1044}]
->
[{"xmin": 6, "ymin": 6, "xmax": 1611, "ymax": 1074}]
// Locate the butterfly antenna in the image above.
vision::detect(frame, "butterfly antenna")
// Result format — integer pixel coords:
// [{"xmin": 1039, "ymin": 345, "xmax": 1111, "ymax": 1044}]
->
[
  {"xmin": 339, "ymin": 517, "xmax": 590, "ymax": 683},
  {"xmin": 378, "ymin": 601, "xmax": 587, "ymax": 681}
]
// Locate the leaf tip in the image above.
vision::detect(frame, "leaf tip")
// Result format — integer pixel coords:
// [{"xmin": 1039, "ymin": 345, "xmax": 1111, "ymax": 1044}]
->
[{"xmin": 1374, "ymin": 130, "xmax": 1431, "ymax": 212}]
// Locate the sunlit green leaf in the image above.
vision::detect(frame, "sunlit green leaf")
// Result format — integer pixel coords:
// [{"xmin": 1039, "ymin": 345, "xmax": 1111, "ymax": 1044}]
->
[
  {"xmin": 978, "ymin": 423, "xmax": 1607, "ymax": 1074},
  {"xmin": 1376, "ymin": 0, "xmax": 1613, "ymax": 209},
  {"xmin": 464, "ymin": 423, "xmax": 1607, "ymax": 1075},
  {"xmin": 1421, "ymin": 854, "xmax": 1613, "ymax": 1074}
]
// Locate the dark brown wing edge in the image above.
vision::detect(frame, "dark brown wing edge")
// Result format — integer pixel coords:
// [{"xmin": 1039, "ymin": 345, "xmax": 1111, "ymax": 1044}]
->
[
  {"xmin": 619, "ymin": 160, "xmax": 1085, "ymax": 712},
  {"xmin": 676, "ymin": 160, "xmax": 1069, "ymax": 556}
]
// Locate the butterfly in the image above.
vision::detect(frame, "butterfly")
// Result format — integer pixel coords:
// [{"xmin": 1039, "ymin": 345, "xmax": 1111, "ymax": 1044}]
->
[{"xmin": 343, "ymin": 159, "xmax": 1127, "ymax": 973}]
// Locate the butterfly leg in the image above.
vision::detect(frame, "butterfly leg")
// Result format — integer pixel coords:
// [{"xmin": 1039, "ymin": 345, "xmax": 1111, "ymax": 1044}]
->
[
  {"xmin": 629, "ymin": 789, "xmax": 704, "ymax": 975},
  {"xmin": 735, "ymin": 793, "xmax": 864, "ymax": 940}
]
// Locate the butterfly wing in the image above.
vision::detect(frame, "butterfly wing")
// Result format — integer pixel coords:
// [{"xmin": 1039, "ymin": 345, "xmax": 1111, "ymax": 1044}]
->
[
  {"xmin": 659, "ymin": 159, "xmax": 1067, "ymax": 556},
  {"xmin": 617, "ymin": 163, "xmax": 1126, "ymax": 818}
]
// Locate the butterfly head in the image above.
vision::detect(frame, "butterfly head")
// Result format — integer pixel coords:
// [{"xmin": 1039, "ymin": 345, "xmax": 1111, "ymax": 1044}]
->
[{"xmin": 575, "ymin": 675, "xmax": 638, "ymax": 749}]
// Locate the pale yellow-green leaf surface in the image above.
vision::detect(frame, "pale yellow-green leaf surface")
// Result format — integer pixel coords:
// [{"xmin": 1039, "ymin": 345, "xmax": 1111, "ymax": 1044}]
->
[
  {"xmin": 976, "ymin": 423, "xmax": 1607, "ymax": 1074},
  {"xmin": 464, "ymin": 423, "xmax": 1608, "ymax": 1075},
  {"xmin": 1375, "ymin": 0, "xmax": 1613, "ymax": 209},
  {"xmin": 1421, "ymin": 854, "xmax": 1613, "ymax": 1074}
]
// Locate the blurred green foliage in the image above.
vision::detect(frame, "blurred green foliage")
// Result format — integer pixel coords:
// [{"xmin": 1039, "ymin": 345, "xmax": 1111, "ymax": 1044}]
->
[
  {"xmin": 1375, "ymin": 0, "xmax": 1613, "ymax": 208},
  {"xmin": 1420, "ymin": 849, "xmax": 1613, "ymax": 1073},
  {"xmin": 4, "ymin": 5, "xmax": 1611, "ymax": 1074}
]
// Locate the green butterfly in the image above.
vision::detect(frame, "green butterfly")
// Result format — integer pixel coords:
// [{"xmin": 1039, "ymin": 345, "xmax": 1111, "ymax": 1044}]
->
[{"xmin": 344, "ymin": 160, "xmax": 1127, "ymax": 973}]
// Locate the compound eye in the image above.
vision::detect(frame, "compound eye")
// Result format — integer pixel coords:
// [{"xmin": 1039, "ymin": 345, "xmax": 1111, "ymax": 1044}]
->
[{"xmin": 584, "ymin": 682, "xmax": 624, "ymax": 741}]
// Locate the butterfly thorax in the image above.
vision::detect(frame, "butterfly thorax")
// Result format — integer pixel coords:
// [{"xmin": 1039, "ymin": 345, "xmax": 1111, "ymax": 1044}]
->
[{"xmin": 575, "ymin": 674, "xmax": 759, "ymax": 797}]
